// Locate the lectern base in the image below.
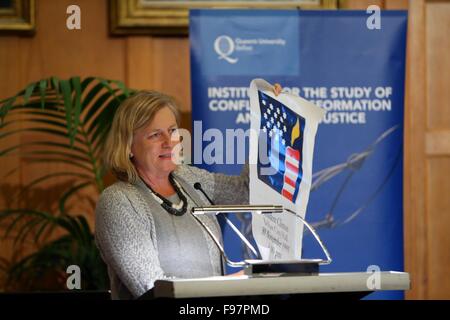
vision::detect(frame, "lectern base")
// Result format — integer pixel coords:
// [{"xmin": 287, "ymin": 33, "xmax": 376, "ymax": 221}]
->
[
  {"xmin": 142, "ymin": 271, "xmax": 410, "ymax": 300},
  {"xmin": 243, "ymin": 259, "xmax": 320, "ymax": 276}
]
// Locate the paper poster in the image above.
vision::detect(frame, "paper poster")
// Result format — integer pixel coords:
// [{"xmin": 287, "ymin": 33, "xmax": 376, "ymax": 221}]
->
[{"xmin": 249, "ymin": 79, "xmax": 325, "ymax": 260}]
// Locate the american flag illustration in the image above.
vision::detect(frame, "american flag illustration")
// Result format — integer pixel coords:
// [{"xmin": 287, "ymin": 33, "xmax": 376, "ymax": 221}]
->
[{"xmin": 257, "ymin": 91, "xmax": 305, "ymax": 203}]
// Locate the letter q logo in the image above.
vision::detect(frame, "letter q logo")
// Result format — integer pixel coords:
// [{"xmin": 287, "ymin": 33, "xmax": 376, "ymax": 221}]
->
[{"xmin": 214, "ymin": 35, "xmax": 238, "ymax": 64}]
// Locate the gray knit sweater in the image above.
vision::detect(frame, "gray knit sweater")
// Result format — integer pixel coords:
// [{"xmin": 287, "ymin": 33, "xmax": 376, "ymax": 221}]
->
[{"xmin": 95, "ymin": 165, "xmax": 249, "ymax": 299}]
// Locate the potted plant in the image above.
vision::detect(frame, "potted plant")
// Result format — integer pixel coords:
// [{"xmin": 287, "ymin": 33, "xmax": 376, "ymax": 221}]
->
[{"xmin": 0, "ymin": 76, "xmax": 134, "ymax": 292}]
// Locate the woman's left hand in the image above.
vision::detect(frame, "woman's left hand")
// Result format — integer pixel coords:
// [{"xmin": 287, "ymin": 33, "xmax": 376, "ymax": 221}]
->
[{"xmin": 273, "ymin": 83, "xmax": 282, "ymax": 96}]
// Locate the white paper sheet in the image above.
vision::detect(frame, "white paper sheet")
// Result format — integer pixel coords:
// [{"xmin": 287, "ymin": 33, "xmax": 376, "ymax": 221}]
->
[{"xmin": 249, "ymin": 79, "xmax": 325, "ymax": 260}]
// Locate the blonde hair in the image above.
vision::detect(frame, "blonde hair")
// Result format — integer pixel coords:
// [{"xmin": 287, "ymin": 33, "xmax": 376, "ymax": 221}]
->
[{"xmin": 103, "ymin": 90, "xmax": 181, "ymax": 183}]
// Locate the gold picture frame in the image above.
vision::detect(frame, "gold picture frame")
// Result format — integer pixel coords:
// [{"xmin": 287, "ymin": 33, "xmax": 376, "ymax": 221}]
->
[
  {"xmin": 109, "ymin": 0, "xmax": 338, "ymax": 36},
  {"xmin": 0, "ymin": 0, "xmax": 35, "ymax": 35}
]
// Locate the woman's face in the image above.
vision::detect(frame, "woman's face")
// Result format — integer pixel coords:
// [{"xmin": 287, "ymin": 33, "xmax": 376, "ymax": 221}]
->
[{"xmin": 131, "ymin": 106, "xmax": 180, "ymax": 178}]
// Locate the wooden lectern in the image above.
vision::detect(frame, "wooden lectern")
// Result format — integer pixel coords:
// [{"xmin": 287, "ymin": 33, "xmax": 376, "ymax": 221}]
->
[{"xmin": 139, "ymin": 271, "xmax": 410, "ymax": 300}]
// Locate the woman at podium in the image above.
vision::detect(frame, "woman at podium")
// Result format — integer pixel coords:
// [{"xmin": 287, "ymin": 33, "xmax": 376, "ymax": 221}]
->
[{"xmin": 95, "ymin": 86, "xmax": 283, "ymax": 299}]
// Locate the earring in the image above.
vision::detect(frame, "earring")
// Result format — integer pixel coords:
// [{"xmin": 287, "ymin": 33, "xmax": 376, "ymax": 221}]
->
[{"xmin": 129, "ymin": 152, "xmax": 134, "ymax": 159}]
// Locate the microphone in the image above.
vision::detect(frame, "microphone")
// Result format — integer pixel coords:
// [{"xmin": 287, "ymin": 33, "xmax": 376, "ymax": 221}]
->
[{"xmin": 194, "ymin": 182, "xmax": 215, "ymax": 205}]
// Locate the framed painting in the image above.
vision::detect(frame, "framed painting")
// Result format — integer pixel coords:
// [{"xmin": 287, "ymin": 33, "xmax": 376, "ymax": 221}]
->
[
  {"xmin": 0, "ymin": 0, "xmax": 35, "ymax": 35},
  {"xmin": 109, "ymin": 0, "xmax": 338, "ymax": 36}
]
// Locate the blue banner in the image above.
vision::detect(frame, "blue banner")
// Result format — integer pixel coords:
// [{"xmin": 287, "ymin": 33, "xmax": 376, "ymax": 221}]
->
[{"xmin": 190, "ymin": 10, "xmax": 407, "ymax": 299}]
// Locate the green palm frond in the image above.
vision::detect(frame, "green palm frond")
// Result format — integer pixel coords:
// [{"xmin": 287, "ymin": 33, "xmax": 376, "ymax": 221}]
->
[
  {"xmin": 1, "ymin": 76, "xmax": 134, "ymax": 192},
  {"xmin": 0, "ymin": 76, "xmax": 134, "ymax": 291},
  {"xmin": 0, "ymin": 193, "xmax": 109, "ymax": 291}
]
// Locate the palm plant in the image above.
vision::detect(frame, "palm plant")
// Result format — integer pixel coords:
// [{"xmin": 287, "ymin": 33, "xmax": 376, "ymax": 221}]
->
[{"xmin": 0, "ymin": 76, "xmax": 134, "ymax": 291}]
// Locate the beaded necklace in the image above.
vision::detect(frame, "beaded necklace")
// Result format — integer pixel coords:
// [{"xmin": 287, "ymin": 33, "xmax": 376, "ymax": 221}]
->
[{"xmin": 142, "ymin": 174, "xmax": 188, "ymax": 216}]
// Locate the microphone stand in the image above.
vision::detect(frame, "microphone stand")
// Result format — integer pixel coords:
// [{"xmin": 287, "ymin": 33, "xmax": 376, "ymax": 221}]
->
[
  {"xmin": 191, "ymin": 203, "xmax": 332, "ymax": 276},
  {"xmin": 193, "ymin": 183, "xmax": 260, "ymax": 272}
]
